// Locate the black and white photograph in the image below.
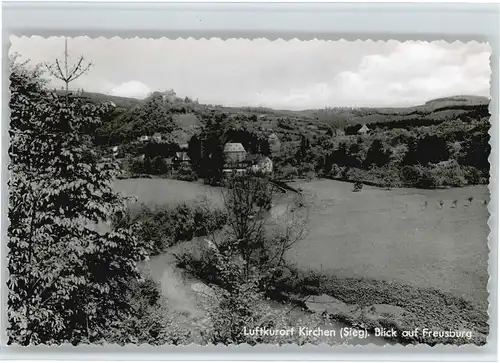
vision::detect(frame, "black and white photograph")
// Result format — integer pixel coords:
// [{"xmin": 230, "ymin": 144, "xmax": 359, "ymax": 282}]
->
[{"xmin": 7, "ymin": 36, "xmax": 491, "ymax": 346}]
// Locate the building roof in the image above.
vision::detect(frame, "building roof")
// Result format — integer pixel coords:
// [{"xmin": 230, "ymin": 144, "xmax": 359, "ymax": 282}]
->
[
  {"xmin": 224, "ymin": 143, "xmax": 246, "ymax": 153},
  {"xmin": 359, "ymin": 124, "xmax": 370, "ymax": 131}
]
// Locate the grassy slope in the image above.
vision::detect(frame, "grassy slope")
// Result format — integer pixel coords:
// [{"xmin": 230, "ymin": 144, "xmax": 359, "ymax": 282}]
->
[
  {"xmin": 112, "ymin": 178, "xmax": 224, "ymax": 211},
  {"xmin": 286, "ymin": 179, "xmax": 489, "ymax": 303},
  {"xmin": 278, "ymin": 179, "xmax": 489, "ymax": 345},
  {"xmin": 55, "ymin": 90, "xmax": 145, "ymax": 108}
]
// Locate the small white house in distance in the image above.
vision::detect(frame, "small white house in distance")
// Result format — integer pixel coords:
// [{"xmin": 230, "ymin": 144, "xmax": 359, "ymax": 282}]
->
[
  {"xmin": 358, "ymin": 124, "xmax": 370, "ymax": 135},
  {"xmin": 224, "ymin": 143, "xmax": 247, "ymax": 164},
  {"xmin": 111, "ymin": 146, "xmax": 119, "ymax": 157},
  {"xmin": 139, "ymin": 135, "xmax": 150, "ymax": 142}
]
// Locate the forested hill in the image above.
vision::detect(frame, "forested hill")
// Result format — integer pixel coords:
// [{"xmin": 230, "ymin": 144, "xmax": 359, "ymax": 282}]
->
[
  {"xmin": 55, "ymin": 90, "xmax": 144, "ymax": 109},
  {"xmin": 89, "ymin": 90, "xmax": 489, "ymax": 145},
  {"xmin": 62, "ymin": 88, "xmax": 489, "ymax": 128}
]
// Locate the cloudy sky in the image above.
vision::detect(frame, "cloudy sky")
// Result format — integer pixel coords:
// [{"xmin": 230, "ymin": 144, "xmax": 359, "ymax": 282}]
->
[{"xmin": 10, "ymin": 36, "xmax": 491, "ymax": 110}]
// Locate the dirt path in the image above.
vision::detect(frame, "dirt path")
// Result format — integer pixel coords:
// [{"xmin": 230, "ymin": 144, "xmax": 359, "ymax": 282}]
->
[{"xmin": 141, "ymin": 251, "xmax": 207, "ymax": 319}]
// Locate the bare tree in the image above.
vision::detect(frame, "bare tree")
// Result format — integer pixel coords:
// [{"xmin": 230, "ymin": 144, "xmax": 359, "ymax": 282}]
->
[
  {"xmin": 219, "ymin": 174, "xmax": 271, "ymax": 278},
  {"xmin": 45, "ymin": 38, "xmax": 92, "ymax": 92},
  {"xmin": 266, "ymin": 205, "xmax": 309, "ymax": 272},
  {"xmin": 219, "ymin": 173, "xmax": 309, "ymax": 281}
]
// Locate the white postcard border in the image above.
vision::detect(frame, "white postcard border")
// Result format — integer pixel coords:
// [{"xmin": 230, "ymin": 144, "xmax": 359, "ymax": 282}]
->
[{"xmin": 1, "ymin": 2, "xmax": 498, "ymax": 361}]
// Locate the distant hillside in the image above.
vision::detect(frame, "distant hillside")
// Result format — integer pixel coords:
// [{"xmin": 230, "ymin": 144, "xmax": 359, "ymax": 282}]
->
[
  {"xmin": 70, "ymin": 90, "xmax": 489, "ymax": 123},
  {"xmin": 424, "ymin": 95, "xmax": 489, "ymax": 107},
  {"xmin": 55, "ymin": 90, "xmax": 145, "ymax": 109},
  {"xmin": 359, "ymin": 95, "xmax": 489, "ymax": 116},
  {"xmin": 87, "ymin": 89, "xmax": 490, "ymax": 147}
]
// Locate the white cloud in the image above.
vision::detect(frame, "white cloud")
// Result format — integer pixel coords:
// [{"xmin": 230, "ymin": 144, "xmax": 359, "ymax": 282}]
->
[
  {"xmin": 253, "ymin": 41, "xmax": 491, "ymax": 109},
  {"xmin": 333, "ymin": 42, "xmax": 491, "ymax": 106},
  {"xmin": 109, "ymin": 80, "xmax": 151, "ymax": 99}
]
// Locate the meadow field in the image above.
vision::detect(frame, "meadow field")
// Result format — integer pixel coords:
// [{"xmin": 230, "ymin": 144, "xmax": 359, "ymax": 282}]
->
[
  {"xmin": 286, "ymin": 179, "xmax": 490, "ymax": 305},
  {"xmin": 112, "ymin": 178, "xmax": 224, "ymax": 211}
]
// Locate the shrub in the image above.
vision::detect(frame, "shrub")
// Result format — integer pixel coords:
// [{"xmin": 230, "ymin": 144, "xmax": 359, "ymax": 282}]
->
[
  {"xmin": 105, "ymin": 277, "xmax": 193, "ymax": 345},
  {"xmin": 176, "ymin": 164, "xmax": 198, "ymax": 182},
  {"xmin": 363, "ymin": 139, "xmax": 390, "ymax": 168},
  {"xmin": 304, "ymin": 170, "xmax": 316, "ymax": 181},
  {"xmin": 430, "ymin": 159, "xmax": 467, "ymax": 187},
  {"xmin": 327, "ymin": 164, "xmax": 344, "ymax": 178},
  {"xmin": 353, "ymin": 180, "xmax": 363, "ymax": 192},
  {"xmin": 345, "ymin": 167, "xmax": 366, "ymax": 182},
  {"xmin": 129, "ymin": 157, "xmax": 147, "ymax": 175},
  {"xmin": 380, "ymin": 166, "xmax": 403, "ymax": 189},
  {"xmin": 416, "ymin": 169, "xmax": 438, "ymax": 189},
  {"xmin": 152, "ymin": 156, "xmax": 169, "ymax": 175},
  {"xmin": 277, "ymin": 165, "xmax": 299, "ymax": 180},
  {"xmin": 400, "ymin": 165, "xmax": 420, "ymax": 186},
  {"xmin": 389, "ymin": 144, "xmax": 409, "ymax": 165},
  {"xmin": 116, "ymin": 201, "xmax": 227, "ymax": 255},
  {"xmin": 400, "ymin": 165, "xmax": 438, "ymax": 189},
  {"xmin": 462, "ymin": 165, "xmax": 483, "ymax": 185},
  {"xmin": 298, "ymin": 162, "xmax": 316, "ymax": 178}
]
